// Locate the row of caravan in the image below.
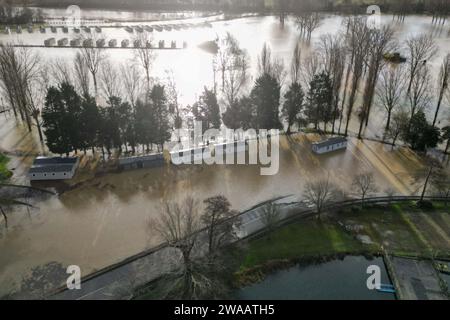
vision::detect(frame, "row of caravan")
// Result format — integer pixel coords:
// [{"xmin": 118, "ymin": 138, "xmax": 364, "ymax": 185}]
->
[{"xmin": 43, "ymin": 38, "xmax": 186, "ymax": 49}]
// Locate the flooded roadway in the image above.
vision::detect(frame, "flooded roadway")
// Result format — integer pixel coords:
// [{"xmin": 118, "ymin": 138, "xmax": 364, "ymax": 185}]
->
[{"xmin": 0, "ymin": 12, "xmax": 448, "ymax": 296}]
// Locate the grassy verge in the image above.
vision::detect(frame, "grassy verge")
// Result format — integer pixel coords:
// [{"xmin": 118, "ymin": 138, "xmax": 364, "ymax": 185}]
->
[{"xmin": 0, "ymin": 153, "xmax": 12, "ymax": 182}]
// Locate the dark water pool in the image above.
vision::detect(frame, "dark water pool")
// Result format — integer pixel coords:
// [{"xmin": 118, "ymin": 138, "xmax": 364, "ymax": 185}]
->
[{"xmin": 236, "ymin": 256, "xmax": 395, "ymax": 300}]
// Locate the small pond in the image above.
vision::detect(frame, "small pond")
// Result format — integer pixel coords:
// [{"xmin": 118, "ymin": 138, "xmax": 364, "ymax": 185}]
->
[{"xmin": 236, "ymin": 256, "xmax": 396, "ymax": 300}]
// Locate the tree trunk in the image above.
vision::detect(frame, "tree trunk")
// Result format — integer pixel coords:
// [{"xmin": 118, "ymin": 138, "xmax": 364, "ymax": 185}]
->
[
  {"xmin": 0, "ymin": 207, "xmax": 7, "ymax": 228},
  {"xmin": 420, "ymin": 167, "xmax": 433, "ymax": 202}
]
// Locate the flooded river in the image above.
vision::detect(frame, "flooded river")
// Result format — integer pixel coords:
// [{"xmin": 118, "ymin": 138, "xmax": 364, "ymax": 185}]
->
[{"xmin": 0, "ymin": 11, "xmax": 447, "ymax": 297}]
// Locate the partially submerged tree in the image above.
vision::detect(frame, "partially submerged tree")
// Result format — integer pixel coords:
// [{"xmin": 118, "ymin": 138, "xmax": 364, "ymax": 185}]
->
[
  {"xmin": 303, "ymin": 176, "xmax": 336, "ymax": 219},
  {"xmin": 201, "ymin": 195, "xmax": 238, "ymax": 257},
  {"xmin": 352, "ymin": 172, "xmax": 378, "ymax": 207},
  {"xmin": 151, "ymin": 197, "xmax": 202, "ymax": 299},
  {"xmin": 376, "ymin": 65, "xmax": 405, "ymax": 131},
  {"xmin": 260, "ymin": 202, "xmax": 280, "ymax": 238}
]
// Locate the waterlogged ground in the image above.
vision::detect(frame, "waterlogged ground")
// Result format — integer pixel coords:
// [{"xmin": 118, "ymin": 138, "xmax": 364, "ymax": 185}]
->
[{"xmin": 0, "ymin": 12, "xmax": 449, "ymax": 297}]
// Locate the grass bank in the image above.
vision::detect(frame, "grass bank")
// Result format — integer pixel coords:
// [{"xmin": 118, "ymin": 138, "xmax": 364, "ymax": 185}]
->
[{"xmin": 0, "ymin": 153, "xmax": 12, "ymax": 181}]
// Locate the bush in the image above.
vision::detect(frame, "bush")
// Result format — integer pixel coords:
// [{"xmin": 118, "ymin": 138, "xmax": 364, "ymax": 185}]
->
[{"xmin": 416, "ymin": 200, "xmax": 433, "ymax": 210}]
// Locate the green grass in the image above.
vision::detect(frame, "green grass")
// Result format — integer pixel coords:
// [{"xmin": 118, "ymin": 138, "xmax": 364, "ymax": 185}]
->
[
  {"xmin": 240, "ymin": 219, "xmax": 368, "ymax": 269},
  {"xmin": 0, "ymin": 153, "xmax": 12, "ymax": 182}
]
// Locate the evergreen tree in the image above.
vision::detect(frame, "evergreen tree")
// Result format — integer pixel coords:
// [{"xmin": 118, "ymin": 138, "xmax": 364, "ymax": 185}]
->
[
  {"xmin": 192, "ymin": 87, "xmax": 221, "ymax": 131},
  {"xmin": 79, "ymin": 95, "xmax": 100, "ymax": 153},
  {"xmin": 148, "ymin": 85, "xmax": 171, "ymax": 150},
  {"xmin": 305, "ymin": 72, "xmax": 333, "ymax": 131},
  {"xmin": 402, "ymin": 111, "xmax": 441, "ymax": 151},
  {"xmin": 250, "ymin": 73, "xmax": 281, "ymax": 130},
  {"xmin": 222, "ymin": 95, "xmax": 255, "ymax": 131},
  {"xmin": 282, "ymin": 82, "xmax": 304, "ymax": 134},
  {"xmin": 42, "ymin": 82, "xmax": 82, "ymax": 155}
]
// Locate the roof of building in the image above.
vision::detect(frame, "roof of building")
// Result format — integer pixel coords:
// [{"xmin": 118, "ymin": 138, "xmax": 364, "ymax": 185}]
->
[
  {"xmin": 29, "ymin": 165, "xmax": 75, "ymax": 174},
  {"xmin": 33, "ymin": 157, "xmax": 78, "ymax": 165},
  {"xmin": 313, "ymin": 137, "xmax": 347, "ymax": 148},
  {"xmin": 119, "ymin": 154, "xmax": 164, "ymax": 165}
]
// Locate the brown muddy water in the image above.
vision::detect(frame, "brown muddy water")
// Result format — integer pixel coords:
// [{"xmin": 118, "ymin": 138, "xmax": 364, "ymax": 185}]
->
[{"xmin": 0, "ymin": 12, "xmax": 447, "ymax": 297}]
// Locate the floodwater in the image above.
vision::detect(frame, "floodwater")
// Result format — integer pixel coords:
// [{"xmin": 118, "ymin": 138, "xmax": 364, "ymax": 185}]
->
[
  {"xmin": 236, "ymin": 256, "xmax": 395, "ymax": 300},
  {"xmin": 0, "ymin": 12, "xmax": 448, "ymax": 297}
]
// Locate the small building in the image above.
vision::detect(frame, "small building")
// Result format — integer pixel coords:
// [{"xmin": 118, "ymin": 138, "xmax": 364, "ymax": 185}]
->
[
  {"xmin": 119, "ymin": 154, "xmax": 164, "ymax": 170},
  {"xmin": 28, "ymin": 157, "xmax": 79, "ymax": 181},
  {"xmin": 312, "ymin": 137, "xmax": 347, "ymax": 154}
]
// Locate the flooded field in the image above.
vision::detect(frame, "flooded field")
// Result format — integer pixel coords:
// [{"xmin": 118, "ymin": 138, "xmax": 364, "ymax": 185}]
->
[{"xmin": 0, "ymin": 12, "xmax": 448, "ymax": 297}]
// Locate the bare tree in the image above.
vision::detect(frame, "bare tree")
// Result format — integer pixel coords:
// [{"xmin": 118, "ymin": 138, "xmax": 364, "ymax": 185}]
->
[
  {"xmin": 358, "ymin": 24, "xmax": 396, "ymax": 137},
  {"xmin": 260, "ymin": 202, "xmax": 280, "ymax": 238},
  {"xmin": 385, "ymin": 109, "xmax": 409, "ymax": 149},
  {"xmin": 304, "ymin": 176, "xmax": 336, "ymax": 219},
  {"xmin": 257, "ymin": 43, "xmax": 286, "ymax": 84},
  {"xmin": 290, "ymin": 41, "xmax": 302, "ymax": 84},
  {"xmin": 433, "ymin": 53, "xmax": 450, "ymax": 126},
  {"xmin": 343, "ymin": 17, "xmax": 371, "ymax": 136},
  {"xmin": 77, "ymin": 34, "xmax": 107, "ymax": 97},
  {"xmin": 408, "ymin": 64, "xmax": 432, "ymax": 132},
  {"xmin": 431, "ymin": 168, "xmax": 450, "ymax": 206},
  {"xmin": 49, "ymin": 58, "xmax": 72, "ymax": 86},
  {"xmin": 201, "ymin": 195, "xmax": 238, "ymax": 257},
  {"xmin": 133, "ymin": 31, "xmax": 156, "ymax": 91},
  {"xmin": 352, "ymin": 172, "xmax": 378, "ymax": 207},
  {"xmin": 73, "ymin": 51, "xmax": 90, "ymax": 97},
  {"xmin": 404, "ymin": 34, "xmax": 437, "ymax": 94},
  {"xmin": 121, "ymin": 63, "xmax": 142, "ymax": 107},
  {"xmin": 376, "ymin": 65, "xmax": 405, "ymax": 131},
  {"xmin": 151, "ymin": 197, "xmax": 202, "ymax": 299},
  {"xmin": 100, "ymin": 59, "xmax": 122, "ymax": 103},
  {"xmin": 318, "ymin": 34, "xmax": 346, "ymax": 134},
  {"xmin": 296, "ymin": 12, "xmax": 322, "ymax": 43}
]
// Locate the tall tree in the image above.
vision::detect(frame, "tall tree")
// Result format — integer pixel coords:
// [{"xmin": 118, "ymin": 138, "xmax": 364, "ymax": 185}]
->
[
  {"xmin": 282, "ymin": 82, "xmax": 304, "ymax": 134},
  {"xmin": 250, "ymin": 73, "xmax": 282, "ymax": 130},
  {"xmin": 433, "ymin": 54, "xmax": 450, "ymax": 126},
  {"xmin": 376, "ymin": 65, "xmax": 405, "ymax": 131},
  {"xmin": 305, "ymin": 71, "xmax": 333, "ymax": 131},
  {"xmin": 148, "ymin": 84, "xmax": 171, "ymax": 151},
  {"xmin": 192, "ymin": 87, "xmax": 221, "ymax": 131}
]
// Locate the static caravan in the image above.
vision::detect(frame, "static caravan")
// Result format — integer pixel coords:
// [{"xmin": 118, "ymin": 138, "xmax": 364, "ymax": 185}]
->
[
  {"xmin": 108, "ymin": 39, "xmax": 117, "ymax": 47},
  {"xmin": 70, "ymin": 39, "xmax": 81, "ymax": 47},
  {"xmin": 118, "ymin": 154, "xmax": 165, "ymax": 171},
  {"xmin": 312, "ymin": 137, "xmax": 348, "ymax": 155},
  {"xmin": 57, "ymin": 38, "xmax": 68, "ymax": 46},
  {"xmin": 83, "ymin": 38, "xmax": 93, "ymax": 47},
  {"xmin": 44, "ymin": 38, "xmax": 56, "ymax": 46},
  {"xmin": 28, "ymin": 157, "xmax": 79, "ymax": 181},
  {"xmin": 96, "ymin": 38, "xmax": 106, "ymax": 47}
]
